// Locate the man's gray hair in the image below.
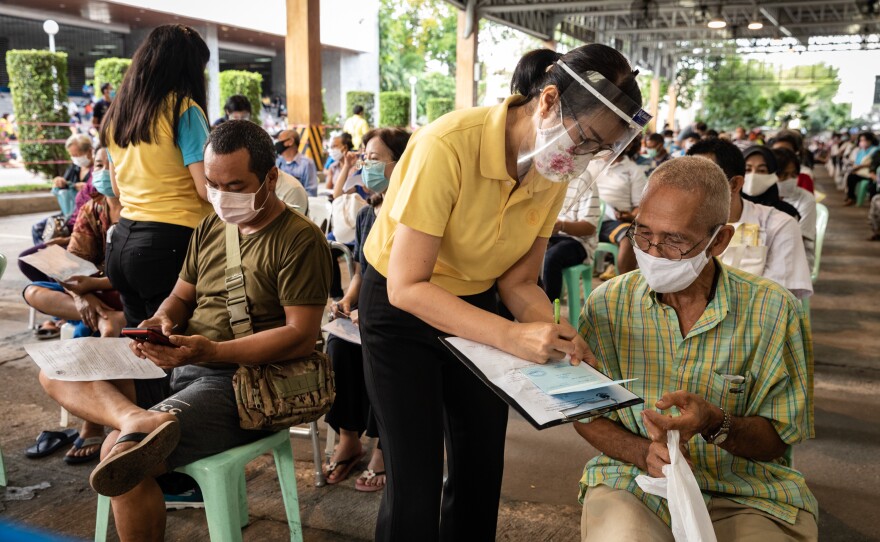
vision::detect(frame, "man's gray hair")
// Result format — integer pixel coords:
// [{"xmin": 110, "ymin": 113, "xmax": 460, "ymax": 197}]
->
[
  {"xmin": 643, "ymin": 156, "xmax": 730, "ymax": 233},
  {"xmin": 65, "ymin": 134, "xmax": 93, "ymax": 153}
]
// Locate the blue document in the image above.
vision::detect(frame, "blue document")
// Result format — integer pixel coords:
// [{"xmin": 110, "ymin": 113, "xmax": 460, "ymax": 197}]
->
[{"xmin": 520, "ymin": 360, "xmax": 636, "ymax": 395}]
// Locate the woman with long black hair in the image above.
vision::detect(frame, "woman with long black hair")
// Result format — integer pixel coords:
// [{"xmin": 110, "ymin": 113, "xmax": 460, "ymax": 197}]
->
[
  {"xmin": 359, "ymin": 44, "xmax": 647, "ymax": 541},
  {"xmin": 101, "ymin": 24, "xmax": 212, "ymax": 327}
]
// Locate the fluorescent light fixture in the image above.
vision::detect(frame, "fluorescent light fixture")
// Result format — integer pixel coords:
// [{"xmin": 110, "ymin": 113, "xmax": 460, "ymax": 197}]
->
[
  {"xmin": 708, "ymin": 16, "xmax": 727, "ymax": 29},
  {"xmin": 748, "ymin": 21, "xmax": 763, "ymax": 30}
]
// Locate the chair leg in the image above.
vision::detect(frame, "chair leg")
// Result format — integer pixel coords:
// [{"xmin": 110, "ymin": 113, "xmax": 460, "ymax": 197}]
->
[
  {"xmin": 196, "ymin": 471, "xmax": 245, "ymax": 542},
  {"xmin": 273, "ymin": 439, "xmax": 304, "ymax": 542},
  {"xmin": 0, "ymin": 445, "xmax": 7, "ymax": 487},
  {"xmin": 309, "ymin": 421, "xmax": 326, "ymax": 487},
  {"xmin": 94, "ymin": 494, "xmax": 110, "ymax": 542},
  {"xmin": 562, "ymin": 268, "xmax": 580, "ymax": 328}
]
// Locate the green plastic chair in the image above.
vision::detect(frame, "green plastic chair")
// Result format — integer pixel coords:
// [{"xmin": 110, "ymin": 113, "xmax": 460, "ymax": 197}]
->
[
  {"xmin": 855, "ymin": 179, "xmax": 871, "ymax": 207},
  {"xmin": 560, "ymin": 201, "xmax": 607, "ymax": 327},
  {"xmin": 592, "ymin": 200, "xmax": 619, "ymax": 275},
  {"xmin": 812, "ymin": 203, "xmax": 829, "ymax": 284},
  {"xmin": 95, "ymin": 430, "xmax": 302, "ymax": 542}
]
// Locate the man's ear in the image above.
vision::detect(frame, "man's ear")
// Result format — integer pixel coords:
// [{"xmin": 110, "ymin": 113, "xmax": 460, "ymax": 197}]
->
[
  {"xmin": 710, "ymin": 224, "xmax": 735, "ymax": 256},
  {"xmin": 266, "ymin": 166, "xmax": 279, "ymax": 192},
  {"xmin": 729, "ymin": 175, "xmax": 744, "ymax": 196}
]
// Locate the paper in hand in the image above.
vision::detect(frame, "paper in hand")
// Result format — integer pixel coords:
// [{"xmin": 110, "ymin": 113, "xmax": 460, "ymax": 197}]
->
[
  {"xmin": 25, "ymin": 338, "xmax": 166, "ymax": 381},
  {"xmin": 19, "ymin": 244, "xmax": 99, "ymax": 283},
  {"xmin": 322, "ymin": 318, "xmax": 361, "ymax": 345}
]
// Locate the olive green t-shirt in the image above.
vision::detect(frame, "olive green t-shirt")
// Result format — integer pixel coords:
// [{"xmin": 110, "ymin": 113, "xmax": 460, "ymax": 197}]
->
[{"xmin": 180, "ymin": 209, "xmax": 331, "ymax": 342}]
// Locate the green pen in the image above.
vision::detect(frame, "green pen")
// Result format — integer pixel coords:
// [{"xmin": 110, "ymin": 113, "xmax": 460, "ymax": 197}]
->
[{"xmin": 554, "ymin": 298, "xmax": 561, "ymax": 325}]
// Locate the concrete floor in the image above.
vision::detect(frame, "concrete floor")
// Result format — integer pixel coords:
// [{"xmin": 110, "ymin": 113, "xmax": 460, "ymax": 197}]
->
[{"xmin": 0, "ymin": 169, "xmax": 878, "ymax": 541}]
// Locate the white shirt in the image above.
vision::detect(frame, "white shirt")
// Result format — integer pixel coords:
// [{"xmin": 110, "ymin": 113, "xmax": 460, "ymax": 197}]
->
[
  {"xmin": 722, "ymin": 199, "xmax": 813, "ymax": 299},
  {"xmin": 778, "ymin": 179, "xmax": 817, "ymax": 270},
  {"xmin": 275, "ymin": 170, "xmax": 309, "ymax": 214},
  {"xmin": 558, "ymin": 174, "xmax": 601, "ymax": 264},
  {"xmin": 592, "ymin": 155, "xmax": 647, "ymax": 219}
]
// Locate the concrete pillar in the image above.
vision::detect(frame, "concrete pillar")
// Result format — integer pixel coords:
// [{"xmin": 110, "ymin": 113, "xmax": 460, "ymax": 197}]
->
[
  {"xmin": 647, "ymin": 76, "xmax": 660, "ymax": 133},
  {"xmin": 455, "ymin": 6, "xmax": 478, "ymax": 110},
  {"xmin": 286, "ymin": 0, "xmax": 324, "ymax": 170},
  {"xmin": 204, "ymin": 23, "xmax": 221, "ymax": 123},
  {"xmin": 666, "ymin": 84, "xmax": 678, "ymax": 133}
]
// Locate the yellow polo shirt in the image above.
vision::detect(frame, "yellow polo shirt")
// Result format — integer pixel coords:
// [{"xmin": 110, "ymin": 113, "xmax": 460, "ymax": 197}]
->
[
  {"xmin": 106, "ymin": 95, "xmax": 212, "ymax": 229},
  {"xmin": 364, "ymin": 95, "xmax": 568, "ymax": 296}
]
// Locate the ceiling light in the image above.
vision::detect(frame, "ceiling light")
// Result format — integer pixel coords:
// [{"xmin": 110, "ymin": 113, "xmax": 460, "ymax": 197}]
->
[
  {"xmin": 748, "ymin": 21, "xmax": 763, "ymax": 30},
  {"xmin": 708, "ymin": 16, "xmax": 727, "ymax": 29}
]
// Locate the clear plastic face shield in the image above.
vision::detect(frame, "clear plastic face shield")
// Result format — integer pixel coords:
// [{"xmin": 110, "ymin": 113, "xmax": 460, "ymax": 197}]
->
[{"xmin": 516, "ymin": 60, "xmax": 651, "ymax": 211}]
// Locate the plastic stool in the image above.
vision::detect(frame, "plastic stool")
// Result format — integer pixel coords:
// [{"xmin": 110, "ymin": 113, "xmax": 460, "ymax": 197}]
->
[
  {"xmin": 593, "ymin": 242, "xmax": 619, "ymax": 275},
  {"xmin": 561, "ymin": 263, "xmax": 594, "ymax": 327},
  {"xmin": 855, "ymin": 179, "xmax": 871, "ymax": 207},
  {"xmin": 95, "ymin": 430, "xmax": 302, "ymax": 542}
]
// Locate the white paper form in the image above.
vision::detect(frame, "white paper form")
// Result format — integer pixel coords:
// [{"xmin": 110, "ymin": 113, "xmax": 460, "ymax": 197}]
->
[
  {"xmin": 322, "ymin": 318, "xmax": 362, "ymax": 345},
  {"xmin": 19, "ymin": 244, "xmax": 99, "ymax": 282},
  {"xmin": 444, "ymin": 337, "xmax": 641, "ymax": 428},
  {"xmin": 520, "ymin": 360, "xmax": 637, "ymax": 395},
  {"xmin": 24, "ymin": 338, "xmax": 167, "ymax": 381}
]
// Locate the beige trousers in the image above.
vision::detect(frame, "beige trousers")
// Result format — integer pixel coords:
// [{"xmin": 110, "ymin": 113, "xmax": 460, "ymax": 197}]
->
[{"xmin": 580, "ymin": 485, "xmax": 818, "ymax": 542}]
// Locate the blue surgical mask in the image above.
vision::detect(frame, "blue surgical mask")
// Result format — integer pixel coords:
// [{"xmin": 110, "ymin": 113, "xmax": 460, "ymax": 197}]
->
[
  {"xmin": 92, "ymin": 169, "xmax": 115, "ymax": 197},
  {"xmin": 361, "ymin": 160, "xmax": 390, "ymax": 193}
]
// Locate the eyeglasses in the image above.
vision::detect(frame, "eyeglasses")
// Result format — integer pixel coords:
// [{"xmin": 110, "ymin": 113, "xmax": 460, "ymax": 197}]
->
[
  {"xmin": 626, "ymin": 223, "xmax": 722, "ymax": 261},
  {"xmin": 560, "ymin": 100, "xmax": 616, "ymax": 158},
  {"xmin": 356, "ymin": 158, "xmax": 394, "ymax": 170}
]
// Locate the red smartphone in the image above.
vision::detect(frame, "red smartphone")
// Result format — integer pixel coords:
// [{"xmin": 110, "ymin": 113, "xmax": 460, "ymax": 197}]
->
[{"xmin": 121, "ymin": 327, "xmax": 177, "ymax": 348}]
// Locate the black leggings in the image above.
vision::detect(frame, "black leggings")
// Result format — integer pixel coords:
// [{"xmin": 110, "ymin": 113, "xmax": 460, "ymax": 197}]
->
[
  {"xmin": 359, "ymin": 267, "xmax": 508, "ymax": 542},
  {"xmin": 846, "ymin": 173, "xmax": 874, "ymax": 200},
  {"xmin": 105, "ymin": 218, "xmax": 193, "ymax": 326},
  {"xmin": 324, "ymin": 336, "xmax": 379, "ymax": 439}
]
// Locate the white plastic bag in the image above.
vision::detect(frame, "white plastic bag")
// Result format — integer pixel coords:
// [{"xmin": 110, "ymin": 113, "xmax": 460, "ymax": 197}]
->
[
  {"xmin": 331, "ymin": 193, "xmax": 366, "ymax": 245},
  {"xmin": 635, "ymin": 430, "xmax": 717, "ymax": 542}
]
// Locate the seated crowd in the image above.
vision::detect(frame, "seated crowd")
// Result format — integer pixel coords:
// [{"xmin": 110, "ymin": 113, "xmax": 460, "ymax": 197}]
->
[{"xmin": 19, "ymin": 24, "xmax": 825, "ymax": 542}]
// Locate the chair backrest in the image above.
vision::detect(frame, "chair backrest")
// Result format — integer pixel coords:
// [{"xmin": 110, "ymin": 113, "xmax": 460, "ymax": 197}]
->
[
  {"xmin": 0, "ymin": 253, "xmax": 7, "ymax": 280},
  {"xmin": 811, "ymin": 203, "xmax": 829, "ymax": 283},
  {"xmin": 306, "ymin": 197, "xmax": 333, "ymax": 235}
]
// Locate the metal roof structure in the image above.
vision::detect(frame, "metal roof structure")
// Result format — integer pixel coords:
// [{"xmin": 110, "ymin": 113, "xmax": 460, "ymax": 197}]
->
[{"xmin": 444, "ymin": 1, "xmax": 880, "ymax": 76}]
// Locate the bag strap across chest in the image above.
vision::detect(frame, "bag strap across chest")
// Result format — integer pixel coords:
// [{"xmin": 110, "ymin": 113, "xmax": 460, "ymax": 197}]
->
[{"xmin": 225, "ymin": 223, "xmax": 254, "ymax": 339}]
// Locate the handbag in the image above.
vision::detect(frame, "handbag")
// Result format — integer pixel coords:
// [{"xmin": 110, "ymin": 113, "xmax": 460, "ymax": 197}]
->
[
  {"xmin": 330, "ymin": 193, "xmax": 366, "ymax": 245},
  {"xmin": 224, "ymin": 223, "xmax": 335, "ymax": 431},
  {"xmin": 41, "ymin": 214, "xmax": 70, "ymax": 243}
]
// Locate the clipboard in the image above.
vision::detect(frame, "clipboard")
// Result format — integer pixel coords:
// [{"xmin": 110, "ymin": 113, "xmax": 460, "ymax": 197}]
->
[{"xmin": 441, "ymin": 337, "xmax": 643, "ymax": 430}]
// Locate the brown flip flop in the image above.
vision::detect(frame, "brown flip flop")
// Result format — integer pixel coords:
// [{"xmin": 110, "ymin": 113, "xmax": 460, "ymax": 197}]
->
[
  {"xmin": 323, "ymin": 450, "xmax": 365, "ymax": 485},
  {"xmin": 89, "ymin": 420, "xmax": 180, "ymax": 497}
]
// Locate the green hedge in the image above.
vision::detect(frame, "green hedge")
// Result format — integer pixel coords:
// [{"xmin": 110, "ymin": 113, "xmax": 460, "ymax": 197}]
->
[
  {"xmin": 219, "ymin": 70, "xmax": 263, "ymax": 125},
  {"xmin": 346, "ymin": 91, "xmax": 375, "ymax": 126},
  {"xmin": 6, "ymin": 50, "xmax": 70, "ymax": 178},
  {"xmin": 426, "ymin": 98, "xmax": 454, "ymax": 123},
  {"xmin": 93, "ymin": 58, "xmax": 131, "ymax": 92},
  {"xmin": 379, "ymin": 91, "xmax": 409, "ymax": 128}
]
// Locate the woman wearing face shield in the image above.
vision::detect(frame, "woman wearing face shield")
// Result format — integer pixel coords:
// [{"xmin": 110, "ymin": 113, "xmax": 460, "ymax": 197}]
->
[{"xmin": 358, "ymin": 44, "xmax": 644, "ymax": 541}]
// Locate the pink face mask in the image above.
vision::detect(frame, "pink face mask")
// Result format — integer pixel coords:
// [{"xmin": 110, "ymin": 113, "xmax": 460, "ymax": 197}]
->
[{"xmin": 206, "ymin": 181, "xmax": 267, "ymax": 224}]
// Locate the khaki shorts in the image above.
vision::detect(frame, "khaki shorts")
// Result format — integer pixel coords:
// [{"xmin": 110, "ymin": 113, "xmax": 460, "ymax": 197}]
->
[{"xmin": 580, "ymin": 484, "xmax": 818, "ymax": 542}]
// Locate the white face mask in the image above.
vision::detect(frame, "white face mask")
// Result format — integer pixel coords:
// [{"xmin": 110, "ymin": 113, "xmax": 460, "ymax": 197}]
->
[
  {"xmin": 633, "ymin": 228, "xmax": 720, "ymax": 294},
  {"xmin": 206, "ymin": 181, "xmax": 268, "ymax": 224},
  {"xmin": 777, "ymin": 177, "xmax": 798, "ymax": 198},
  {"xmin": 531, "ymin": 120, "xmax": 594, "ymax": 183},
  {"xmin": 742, "ymin": 172, "xmax": 778, "ymax": 197},
  {"xmin": 72, "ymin": 155, "xmax": 91, "ymax": 168},
  {"xmin": 329, "ymin": 148, "xmax": 343, "ymax": 162}
]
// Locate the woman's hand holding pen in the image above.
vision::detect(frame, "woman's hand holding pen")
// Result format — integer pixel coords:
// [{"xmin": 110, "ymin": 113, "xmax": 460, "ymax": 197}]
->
[{"xmin": 506, "ymin": 322, "xmax": 578, "ymax": 365}]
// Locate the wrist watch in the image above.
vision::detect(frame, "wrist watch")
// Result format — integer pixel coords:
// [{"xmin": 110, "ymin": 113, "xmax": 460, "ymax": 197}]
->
[{"xmin": 702, "ymin": 408, "xmax": 731, "ymax": 445}]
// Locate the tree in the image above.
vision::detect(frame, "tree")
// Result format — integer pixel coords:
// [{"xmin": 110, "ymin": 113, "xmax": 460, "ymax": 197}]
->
[{"xmin": 698, "ymin": 57, "xmax": 777, "ymax": 131}]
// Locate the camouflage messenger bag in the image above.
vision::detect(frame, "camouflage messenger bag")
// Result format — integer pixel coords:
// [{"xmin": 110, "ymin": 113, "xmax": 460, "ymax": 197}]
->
[{"xmin": 223, "ymin": 223, "xmax": 335, "ymax": 431}]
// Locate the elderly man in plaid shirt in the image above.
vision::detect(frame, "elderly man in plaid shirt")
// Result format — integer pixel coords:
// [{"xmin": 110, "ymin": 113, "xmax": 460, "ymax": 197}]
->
[{"xmin": 575, "ymin": 156, "xmax": 817, "ymax": 542}]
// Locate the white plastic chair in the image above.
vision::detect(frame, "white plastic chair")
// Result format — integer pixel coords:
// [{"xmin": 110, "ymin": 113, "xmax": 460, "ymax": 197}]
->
[{"xmin": 307, "ymin": 197, "xmax": 333, "ymax": 235}]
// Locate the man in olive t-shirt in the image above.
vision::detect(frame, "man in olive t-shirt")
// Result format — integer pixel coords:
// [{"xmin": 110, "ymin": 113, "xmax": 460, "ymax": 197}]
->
[{"xmin": 39, "ymin": 121, "xmax": 331, "ymax": 540}]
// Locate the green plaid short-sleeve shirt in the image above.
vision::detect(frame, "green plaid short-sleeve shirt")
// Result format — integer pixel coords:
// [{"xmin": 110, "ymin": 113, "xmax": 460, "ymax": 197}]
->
[{"xmin": 577, "ymin": 260, "xmax": 817, "ymax": 526}]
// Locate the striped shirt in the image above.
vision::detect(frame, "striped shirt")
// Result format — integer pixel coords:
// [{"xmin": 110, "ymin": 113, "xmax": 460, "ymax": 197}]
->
[
  {"xmin": 557, "ymin": 172, "xmax": 602, "ymax": 264},
  {"xmin": 577, "ymin": 262, "xmax": 817, "ymax": 525}
]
